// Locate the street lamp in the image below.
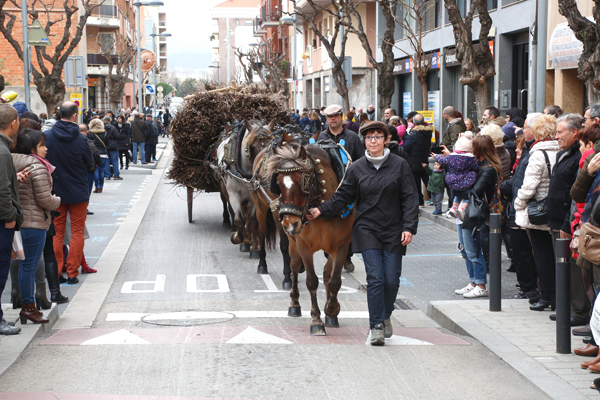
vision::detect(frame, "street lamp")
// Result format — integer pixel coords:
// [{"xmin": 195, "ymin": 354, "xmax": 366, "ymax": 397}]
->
[
  {"xmin": 150, "ymin": 31, "xmax": 171, "ymax": 130},
  {"xmin": 280, "ymin": 15, "xmax": 297, "ymax": 111},
  {"xmin": 133, "ymin": 1, "xmax": 164, "ymax": 110},
  {"xmin": 208, "ymin": 64, "xmax": 221, "ymax": 84}
]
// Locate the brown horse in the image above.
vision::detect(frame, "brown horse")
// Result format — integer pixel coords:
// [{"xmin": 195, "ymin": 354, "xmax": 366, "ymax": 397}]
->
[{"xmin": 266, "ymin": 142, "xmax": 354, "ymax": 335}]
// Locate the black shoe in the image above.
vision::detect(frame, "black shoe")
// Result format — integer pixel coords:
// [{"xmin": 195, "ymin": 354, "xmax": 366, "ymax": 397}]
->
[
  {"xmin": 506, "ymin": 265, "xmax": 516, "ymax": 273},
  {"xmin": 87, "ymin": 210, "xmax": 94, "ymax": 215},
  {"xmin": 59, "ymin": 274, "xmax": 67, "ymax": 284},
  {"xmin": 67, "ymin": 277, "xmax": 79, "ymax": 285},
  {"xmin": 512, "ymin": 291, "xmax": 528, "ymax": 299},
  {"xmin": 530, "ymin": 299, "xmax": 556, "ymax": 311},
  {"xmin": 527, "ymin": 290, "xmax": 540, "ymax": 304}
]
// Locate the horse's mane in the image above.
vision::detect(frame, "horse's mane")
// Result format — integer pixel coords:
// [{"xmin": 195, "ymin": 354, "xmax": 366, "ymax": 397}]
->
[
  {"xmin": 243, "ymin": 120, "xmax": 270, "ymax": 147},
  {"xmin": 266, "ymin": 143, "xmax": 313, "ymax": 175}
]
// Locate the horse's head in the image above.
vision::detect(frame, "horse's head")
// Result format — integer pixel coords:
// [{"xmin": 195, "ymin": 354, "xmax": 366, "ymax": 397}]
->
[
  {"xmin": 267, "ymin": 142, "xmax": 318, "ymax": 236},
  {"xmin": 244, "ymin": 119, "xmax": 277, "ymax": 161}
]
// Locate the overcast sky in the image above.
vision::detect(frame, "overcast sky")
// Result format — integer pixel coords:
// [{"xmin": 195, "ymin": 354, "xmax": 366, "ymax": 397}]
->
[{"xmin": 162, "ymin": 0, "xmax": 224, "ymax": 77}]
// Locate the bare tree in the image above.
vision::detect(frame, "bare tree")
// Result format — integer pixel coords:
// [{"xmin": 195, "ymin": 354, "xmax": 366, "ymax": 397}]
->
[
  {"xmin": 558, "ymin": 0, "xmax": 600, "ymax": 104},
  {"xmin": 97, "ymin": 32, "xmax": 136, "ymax": 111},
  {"xmin": 389, "ymin": 0, "xmax": 438, "ymax": 111},
  {"xmin": 254, "ymin": 36, "xmax": 290, "ymax": 98},
  {"xmin": 0, "ymin": 0, "xmax": 103, "ymax": 114},
  {"xmin": 339, "ymin": 0, "xmax": 396, "ymax": 119},
  {"xmin": 234, "ymin": 47, "xmax": 254, "ymax": 84},
  {"xmin": 291, "ymin": 0, "xmax": 352, "ymax": 111},
  {"xmin": 444, "ymin": 0, "xmax": 494, "ymax": 121}
]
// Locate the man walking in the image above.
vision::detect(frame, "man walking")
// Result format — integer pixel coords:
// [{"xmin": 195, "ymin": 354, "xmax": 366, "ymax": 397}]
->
[
  {"xmin": 130, "ymin": 111, "xmax": 147, "ymax": 164},
  {"xmin": 45, "ymin": 102, "xmax": 94, "ymax": 284},
  {"xmin": 0, "ymin": 104, "xmax": 22, "ymax": 334}
]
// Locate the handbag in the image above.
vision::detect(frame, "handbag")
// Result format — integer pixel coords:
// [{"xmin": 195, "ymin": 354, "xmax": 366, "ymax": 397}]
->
[
  {"xmin": 527, "ymin": 149, "xmax": 551, "ymax": 225},
  {"xmin": 465, "ymin": 189, "xmax": 490, "ymax": 228},
  {"xmin": 579, "ymin": 222, "xmax": 600, "ymax": 264}
]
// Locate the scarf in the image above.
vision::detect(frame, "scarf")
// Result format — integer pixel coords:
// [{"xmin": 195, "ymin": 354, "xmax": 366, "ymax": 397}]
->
[
  {"xmin": 30, "ymin": 154, "xmax": 56, "ymax": 186},
  {"xmin": 365, "ymin": 148, "xmax": 390, "ymax": 170}
]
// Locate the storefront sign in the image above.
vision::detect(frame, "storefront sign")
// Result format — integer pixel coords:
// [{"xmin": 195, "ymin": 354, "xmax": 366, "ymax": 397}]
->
[
  {"xmin": 393, "ymin": 52, "xmax": 440, "ymax": 75},
  {"xmin": 549, "ymin": 22, "xmax": 584, "ymax": 69},
  {"xmin": 444, "ymin": 41, "xmax": 495, "ymax": 68}
]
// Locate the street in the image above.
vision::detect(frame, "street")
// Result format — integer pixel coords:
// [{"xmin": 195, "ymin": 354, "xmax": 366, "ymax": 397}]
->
[{"xmin": 0, "ymin": 147, "xmax": 550, "ymax": 400}]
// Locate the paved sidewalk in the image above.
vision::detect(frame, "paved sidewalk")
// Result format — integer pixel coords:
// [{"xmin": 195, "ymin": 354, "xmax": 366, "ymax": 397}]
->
[{"xmin": 419, "ymin": 202, "xmax": 600, "ymax": 399}]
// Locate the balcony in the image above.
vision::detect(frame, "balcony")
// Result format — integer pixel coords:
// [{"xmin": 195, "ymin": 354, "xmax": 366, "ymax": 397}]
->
[
  {"xmin": 87, "ymin": 53, "xmax": 119, "ymax": 65},
  {"xmin": 88, "ymin": 3, "xmax": 120, "ymax": 28},
  {"xmin": 261, "ymin": 13, "xmax": 280, "ymax": 28},
  {"xmin": 253, "ymin": 17, "xmax": 266, "ymax": 37}
]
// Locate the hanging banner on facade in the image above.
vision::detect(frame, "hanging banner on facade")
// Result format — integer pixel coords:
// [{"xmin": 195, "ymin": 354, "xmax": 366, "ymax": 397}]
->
[
  {"xmin": 403, "ymin": 92, "xmax": 412, "ymax": 118},
  {"xmin": 549, "ymin": 22, "xmax": 585, "ymax": 69}
]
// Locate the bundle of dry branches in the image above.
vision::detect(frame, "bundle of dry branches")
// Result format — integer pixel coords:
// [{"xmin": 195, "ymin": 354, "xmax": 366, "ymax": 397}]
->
[{"xmin": 167, "ymin": 83, "xmax": 290, "ymax": 190}]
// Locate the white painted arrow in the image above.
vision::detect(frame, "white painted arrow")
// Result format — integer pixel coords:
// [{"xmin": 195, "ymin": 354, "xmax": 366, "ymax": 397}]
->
[
  {"xmin": 81, "ymin": 329, "xmax": 151, "ymax": 345},
  {"xmin": 226, "ymin": 327, "xmax": 292, "ymax": 345}
]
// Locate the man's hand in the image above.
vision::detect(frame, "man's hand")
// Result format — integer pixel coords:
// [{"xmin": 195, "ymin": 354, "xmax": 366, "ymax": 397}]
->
[
  {"xmin": 307, "ymin": 208, "xmax": 320, "ymax": 220},
  {"xmin": 588, "ymin": 153, "xmax": 600, "ymax": 174},
  {"xmin": 5, "ymin": 220, "xmax": 15, "ymax": 229},
  {"xmin": 560, "ymin": 230, "xmax": 572, "ymax": 240},
  {"xmin": 401, "ymin": 231, "xmax": 413, "ymax": 246}
]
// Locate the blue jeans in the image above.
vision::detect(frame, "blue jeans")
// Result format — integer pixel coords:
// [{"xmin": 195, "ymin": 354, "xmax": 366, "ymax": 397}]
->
[
  {"xmin": 361, "ymin": 249, "xmax": 403, "ymax": 328},
  {"xmin": 0, "ymin": 225, "xmax": 15, "ymax": 320},
  {"xmin": 132, "ymin": 142, "xmax": 145, "ymax": 164},
  {"xmin": 18, "ymin": 228, "xmax": 46, "ymax": 304},
  {"xmin": 105, "ymin": 150, "xmax": 120, "ymax": 178},
  {"xmin": 457, "ymin": 224, "xmax": 487, "ymax": 285},
  {"xmin": 431, "ymin": 192, "xmax": 444, "ymax": 212},
  {"xmin": 88, "ymin": 172, "xmax": 94, "ymax": 196},
  {"xmin": 94, "ymin": 158, "xmax": 108, "ymax": 188}
]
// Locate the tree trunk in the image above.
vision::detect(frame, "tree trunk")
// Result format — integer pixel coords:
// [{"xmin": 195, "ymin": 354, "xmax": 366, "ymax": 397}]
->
[
  {"xmin": 34, "ymin": 74, "xmax": 65, "ymax": 116},
  {"xmin": 332, "ymin": 65, "xmax": 350, "ymax": 112},
  {"xmin": 418, "ymin": 75, "xmax": 429, "ymax": 111},
  {"xmin": 377, "ymin": 66, "xmax": 394, "ymax": 121},
  {"xmin": 471, "ymin": 82, "xmax": 488, "ymax": 125}
]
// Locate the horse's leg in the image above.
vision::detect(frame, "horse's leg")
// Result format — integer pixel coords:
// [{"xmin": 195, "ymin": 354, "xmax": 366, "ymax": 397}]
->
[
  {"xmin": 248, "ymin": 210, "xmax": 260, "ymax": 260},
  {"xmin": 301, "ymin": 249, "xmax": 325, "ymax": 336},
  {"xmin": 287, "ymin": 241, "xmax": 302, "ymax": 317},
  {"xmin": 255, "ymin": 200, "xmax": 269, "ymax": 275},
  {"xmin": 220, "ymin": 191, "xmax": 231, "ymax": 229},
  {"xmin": 277, "ymin": 220, "xmax": 292, "ymax": 290},
  {"xmin": 228, "ymin": 192, "xmax": 246, "ymax": 247},
  {"xmin": 323, "ymin": 243, "xmax": 346, "ymax": 328}
]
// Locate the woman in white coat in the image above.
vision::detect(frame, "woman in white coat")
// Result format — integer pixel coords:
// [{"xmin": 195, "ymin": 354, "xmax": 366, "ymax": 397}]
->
[{"xmin": 513, "ymin": 114, "xmax": 560, "ymax": 311}]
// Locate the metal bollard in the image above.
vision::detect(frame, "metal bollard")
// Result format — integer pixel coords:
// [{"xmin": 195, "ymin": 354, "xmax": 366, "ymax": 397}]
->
[
  {"xmin": 555, "ymin": 238, "xmax": 571, "ymax": 354},
  {"xmin": 489, "ymin": 213, "xmax": 502, "ymax": 311}
]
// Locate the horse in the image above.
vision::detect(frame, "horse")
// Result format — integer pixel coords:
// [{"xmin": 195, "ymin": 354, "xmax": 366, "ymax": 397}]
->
[
  {"xmin": 250, "ymin": 127, "xmax": 311, "ymax": 285},
  {"xmin": 265, "ymin": 141, "xmax": 354, "ymax": 335},
  {"xmin": 218, "ymin": 119, "xmax": 278, "ymax": 258}
]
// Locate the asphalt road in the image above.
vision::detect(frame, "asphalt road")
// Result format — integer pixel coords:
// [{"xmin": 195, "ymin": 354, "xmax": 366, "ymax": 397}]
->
[{"xmin": 0, "ymin": 154, "xmax": 550, "ymax": 400}]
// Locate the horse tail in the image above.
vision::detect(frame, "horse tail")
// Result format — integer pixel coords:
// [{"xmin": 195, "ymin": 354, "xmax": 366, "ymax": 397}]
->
[{"xmin": 265, "ymin": 209, "xmax": 278, "ymax": 250}]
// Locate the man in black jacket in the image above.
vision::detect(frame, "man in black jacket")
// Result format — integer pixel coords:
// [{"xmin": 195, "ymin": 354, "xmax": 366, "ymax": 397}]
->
[
  {"xmin": 317, "ymin": 104, "xmax": 364, "ymax": 162},
  {"xmin": 145, "ymin": 114, "xmax": 159, "ymax": 163},
  {"xmin": 130, "ymin": 111, "xmax": 147, "ymax": 164},
  {"xmin": 103, "ymin": 116, "xmax": 122, "ymax": 180},
  {"xmin": 549, "ymin": 113, "xmax": 588, "ymax": 326},
  {"xmin": 409, "ymin": 114, "xmax": 433, "ymax": 206}
]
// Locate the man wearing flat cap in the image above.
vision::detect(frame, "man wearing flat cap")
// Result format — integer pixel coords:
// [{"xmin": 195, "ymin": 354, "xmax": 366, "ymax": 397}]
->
[{"xmin": 318, "ymin": 104, "xmax": 364, "ymax": 161}]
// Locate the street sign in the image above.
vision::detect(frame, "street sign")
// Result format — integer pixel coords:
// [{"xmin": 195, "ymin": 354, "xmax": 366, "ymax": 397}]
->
[
  {"xmin": 65, "ymin": 56, "xmax": 85, "ymax": 87},
  {"xmin": 28, "ymin": 20, "xmax": 51, "ymax": 47},
  {"xmin": 146, "ymin": 84, "xmax": 155, "ymax": 94},
  {"xmin": 70, "ymin": 93, "xmax": 83, "ymax": 114}
]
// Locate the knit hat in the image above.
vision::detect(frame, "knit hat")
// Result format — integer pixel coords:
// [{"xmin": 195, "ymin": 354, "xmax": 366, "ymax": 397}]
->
[
  {"xmin": 454, "ymin": 131, "xmax": 473, "ymax": 152},
  {"xmin": 89, "ymin": 119, "xmax": 105, "ymax": 133},
  {"xmin": 12, "ymin": 101, "xmax": 28, "ymax": 117}
]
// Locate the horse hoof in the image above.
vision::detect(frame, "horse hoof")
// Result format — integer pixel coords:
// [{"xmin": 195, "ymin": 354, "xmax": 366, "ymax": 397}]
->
[
  {"xmin": 239, "ymin": 243, "xmax": 250, "ymax": 252},
  {"xmin": 222, "ymin": 221, "xmax": 231, "ymax": 229},
  {"xmin": 249, "ymin": 251, "xmax": 260, "ymax": 259},
  {"xmin": 299, "ymin": 265, "xmax": 305, "ymax": 274},
  {"xmin": 230, "ymin": 233, "xmax": 242, "ymax": 245},
  {"xmin": 310, "ymin": 325, "xmax": 326, "ymax": 336},
  {"xmin": 282, "ymin": 280, "xmax": 292, "ymax": 290},
  {"xmin": 288, "ymin": 306, "xmax": 302, "ymax": 317},
  {"xmin": 325, "ymin": 316, "xmax": 339, "ymax": 328},
  {"xmin": 257, "ymin": 264, "xmax": 268, "ymax": 274}
]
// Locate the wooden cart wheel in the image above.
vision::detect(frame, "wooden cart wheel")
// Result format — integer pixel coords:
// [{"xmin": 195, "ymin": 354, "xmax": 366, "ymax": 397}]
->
[{"xmin": 187, "ymin": 186, "xmax": 194, "ymax": 223}]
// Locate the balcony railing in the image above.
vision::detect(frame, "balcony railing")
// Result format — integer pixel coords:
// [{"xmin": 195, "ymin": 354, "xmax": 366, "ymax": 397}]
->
[
  {"xmin": 90, "ymin": 3, "xmax": 118, "ymax": 18},
  {"xmin": 88, "ymin": 53, "xmax": 119, "ymax": 65}
]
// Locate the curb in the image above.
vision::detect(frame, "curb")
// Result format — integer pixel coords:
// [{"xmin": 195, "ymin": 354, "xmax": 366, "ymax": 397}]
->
[
  {"xmin": 428, "ymin": 300, "xmax": 589, "ymax": 400},
  {"xmin": 419, "ymin": 205, "xmax": 457, "ymax": 232}
]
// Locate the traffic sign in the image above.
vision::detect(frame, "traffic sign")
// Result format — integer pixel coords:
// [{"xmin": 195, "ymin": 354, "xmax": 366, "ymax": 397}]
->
[
  {"xmin": 70, "ymin": 93, "xmax": 82, "ymax": 114},
  {"xmin": 146, "ymin": 85, "xmax": 155, "ymax": 94}
]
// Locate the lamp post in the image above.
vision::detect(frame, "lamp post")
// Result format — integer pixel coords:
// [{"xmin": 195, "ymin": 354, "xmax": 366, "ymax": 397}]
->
[
  {"xmin": 150, "ymin": 31, "xmax": 171, "ymax": 131},
  {"xmin": 133, "ymin": 1, "xmax": 163, "ymax": 110},
  {"xmin": 208, "ymin": 64, "xmax": 221, "ymax": 83},
  {"xmin": 280, "ymin": 15, "xmax": 297, "ymax": 111}
]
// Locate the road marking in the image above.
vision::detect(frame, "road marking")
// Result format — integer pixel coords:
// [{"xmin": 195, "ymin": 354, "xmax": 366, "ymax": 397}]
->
[
  {"xmin": 142, "ymin": 311, "xmax": 234, "ymax": 322},
  {"xmin": 254, "ymin": 274, "xmax": 288, "ymax": 293},
  {"xmin": 187, "ymin": 274, "xmax": 230, "ymax": 293},
  {"xmin": 121, "ymin": 274, "xmax": 166, "ymax": 293},
  {"xmin": 81, "ymin": 329, "xmax": 151, "ymax": 345},
  {"xmin": 365, "ymin": 331, "xmax": 433, "ymax": 345},
  {"xmin": 226, "ymin": 327, "xmax": 293, "ymax": 344},
  {"xmin": 106, "ymin": 310, "xmax": 371, "ymax": 322}
]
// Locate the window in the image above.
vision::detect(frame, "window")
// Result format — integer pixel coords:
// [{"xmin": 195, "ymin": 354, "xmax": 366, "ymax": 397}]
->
[
  {"xmin": 444, "ymin": 0, "xmax": 466, "ymax": 24},
  {"xmin": 424, "ymin": 0, "xmax": 440, "ymax": 31},
  {"xmin": 245, "ymin": 19, "xmax": 252, "ymax": 26},
  {"xmin": 98, "ymin": 33, "xmax": 116, "ymax": 53}
]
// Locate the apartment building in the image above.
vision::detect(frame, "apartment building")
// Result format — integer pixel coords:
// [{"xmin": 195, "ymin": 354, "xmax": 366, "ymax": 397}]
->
[{"xmin": 210, "ymin": 0, "xmax": 260, "ymax": 85}]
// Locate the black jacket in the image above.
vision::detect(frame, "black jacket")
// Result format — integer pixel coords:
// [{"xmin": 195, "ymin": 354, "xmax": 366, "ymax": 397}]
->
[
  {"xmin": 408, "ymin": 125, "xmax": 433, "ymax": 172},
  {"xmin": 547, "ymin": 141, "xmax": 581, "ymax": 232},
  {"xmin": 387, "ymin": 141, "xmax": 410, "ymax": 164},
  {"xmin": 87, "ymin": 139, "xmax": 102, "ymax": 173},
  {"xmin": 117, "ymin": 123, "xmax": 132, "ymax": 150},
  {"xmin": 45, "ymin": 120, "xmax": 94, "ymax": 204},
  {"xmin": 0, "ymin": 133, "xmax": 23, "ymax": 228},
  {"xmin": 88, "ymin": 130, "xmax": 111, "ymax": 156},
  {"xmin": 500, "ymin": 139, "xmax": 535, "ymax": 228},
  {"xmin": 462, "ymin": 160, "xmax": 498, "ymax": 230},
  {"xmin": 105, "ymin": 123, "xmax": 119, "ymax": 152},
  {"xmin": 130, "ymin": 117, "xmax": 147, "ymax": 143},
  {"xmin": 318, "ymin": 153, "xmax": 419, "ymax": 255},
  {"xmin": 318, "ymin": 127, "xmax": 364, "ymax": 162},
  {"xmin": 145, "ymin": 121, "xmax": 159, "ymax": 145}
]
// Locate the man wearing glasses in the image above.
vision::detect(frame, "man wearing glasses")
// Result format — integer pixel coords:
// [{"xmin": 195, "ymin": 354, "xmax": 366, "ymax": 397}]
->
[{"xmin": 318, "ymin": 104, "xmax": 364, "ymax": 162}]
